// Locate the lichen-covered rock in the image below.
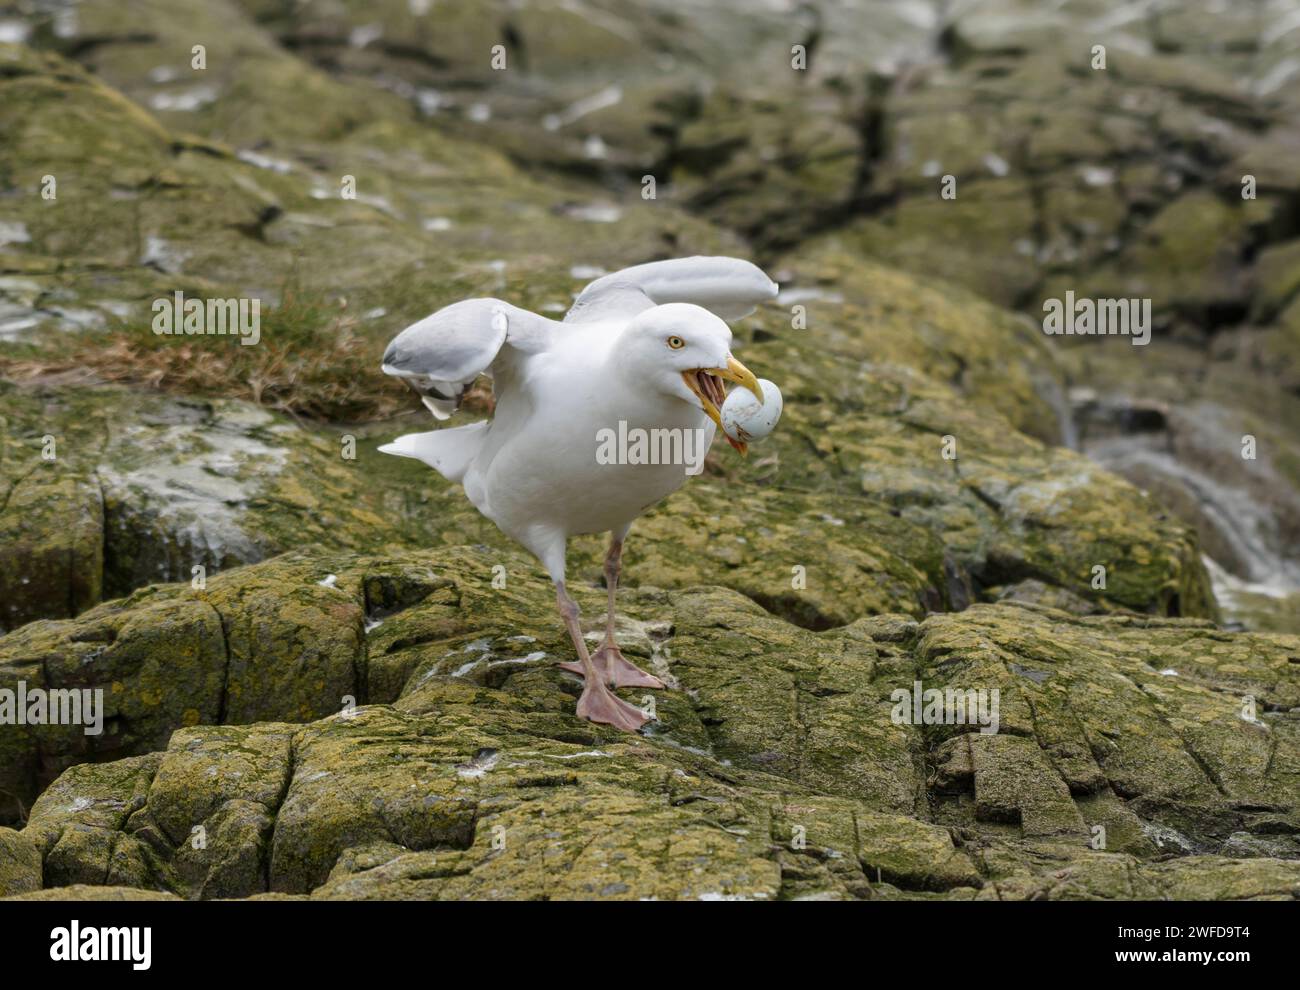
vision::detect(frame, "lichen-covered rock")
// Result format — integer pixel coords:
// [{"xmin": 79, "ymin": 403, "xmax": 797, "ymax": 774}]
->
[
  {"xmin": 1, "ymin": 0, "xmax": 1297, "ymax": 901},
  {"xmin": 917, "ymin": 604, "xmax": 1300, "ymax": 852},
  {"xmin": 0, "ymin": 28, "xmax": 1226, "ymax": 634},
  {"xmin": 21, "ymin": 752, "xmax": 167, "ymax": 892},
  {"xmin": 0, "ymin": 36, "xmax": 738, "ymax": 346},
  {"xmin": 0, "ymin": 465, "xmax": 102, "ymax": 632},
  {"xmin": 0, "ymin": 594, "xmax": 224, "ymax": 820},
  {"xmin": 1062, "ymin": 339, "xmax": 1300, "ymax": 633},
  {"xmin": 5, "ymin": 546, "xmax": 1296, "ymax": 899},
  {"xmin": 579, "ymin": 483, "xmax": 949, "ymax": 629},
  {"xmin": 0, "ymin": 385, "xmax": 372, "ymax": 627},
  {"xmin": 2, "ymin": 288, "xmax": 1217, "ymax": 635},
  {"xmin": 0, "ymin": 826, "xmax": 41, "ymax": 896},
  {"xmin": 670, "ymin": 87, "xmax": 863, "ymax": 245},
  {"xmin": 763, "ymin": 247, "xmax": 1066, "ymax": 442},
  {"xmin": 202, "ymin": 560, "xmax": 365, "ymax": 724},
  {"xmin": 710, "ymin": 264, "xmax": 1217, "ymax": 621},
  {"xmin": 3, "ymin": 885, "xmax": 182, "ymax": 901},
  {"xmin": 129, "ymin": 723, "xmax": 296, "ymax": 900},
  {"xmin": 0, "ymin": 553, "xmax": 368, "ymax": 821}
]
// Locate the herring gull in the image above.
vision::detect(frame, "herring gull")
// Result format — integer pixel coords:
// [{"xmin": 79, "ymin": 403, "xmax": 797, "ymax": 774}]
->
[{"xmin": 379, "ymin": 256, "xmax": 778, "ymax": 730}]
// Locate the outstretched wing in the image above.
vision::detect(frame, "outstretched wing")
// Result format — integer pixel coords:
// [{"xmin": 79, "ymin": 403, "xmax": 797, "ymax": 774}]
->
[
  {"xmin": 565, "ymin": 256, "xmax": 779, "ymax": 324},
  {"xmin": 381, "ymin": 298, "xmax": 555, "ymax": 419}
]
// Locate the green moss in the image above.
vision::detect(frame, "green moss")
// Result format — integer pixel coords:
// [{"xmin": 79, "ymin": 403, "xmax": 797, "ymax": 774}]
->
[
  {"xmin": 8, "ymin": 547, "xmax": 1294, "ymax": 899},
  {"xmin": 0, "ymin": 827, "xmax": 41, "ymax": 896}
]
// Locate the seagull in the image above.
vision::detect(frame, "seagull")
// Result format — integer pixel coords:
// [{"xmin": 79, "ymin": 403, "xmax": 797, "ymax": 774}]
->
[{"xmin": 379, "ymin": 256, "xmax": 778, "ymax": 731}]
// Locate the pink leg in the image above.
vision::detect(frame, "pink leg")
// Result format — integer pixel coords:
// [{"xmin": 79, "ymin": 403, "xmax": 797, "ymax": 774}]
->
[
  {"xmin": 555, "ymin": 582, "xmax": 648, "ymax": 732},
  {"xmin": 558, "ymin": 538, "xmax": 664, "ymax": 689}
]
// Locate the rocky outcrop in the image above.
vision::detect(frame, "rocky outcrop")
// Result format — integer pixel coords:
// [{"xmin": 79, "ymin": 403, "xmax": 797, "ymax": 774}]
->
[
  {"xmin": 1, "ymin": 0, "xmax": 1298, "ymax": 901},
  {"xmin": 0, "ymin": 383, "xmax": 417, "ymax": 631},
  {"xmin": 2, "ymin": 546, "xmax": 1296, "ymax": 900},
  {"xmin": 1, "ymin": 367, "xmax": 1217, "ymax": 639},
  {"xmin": 0, "ymin": 7, "xmax": 1256, "ymax": 629}
]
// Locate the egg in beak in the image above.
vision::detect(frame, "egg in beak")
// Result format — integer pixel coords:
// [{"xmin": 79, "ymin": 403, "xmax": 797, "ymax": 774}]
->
[{"xmin": 681, "ymin": 354, "xmax": 763, "ymax": 455}]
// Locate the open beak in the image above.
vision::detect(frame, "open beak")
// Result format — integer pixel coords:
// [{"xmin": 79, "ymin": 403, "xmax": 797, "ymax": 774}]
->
[{"xmin": 681, "ymin": 354, "xmax": 763, "ymax": 456}]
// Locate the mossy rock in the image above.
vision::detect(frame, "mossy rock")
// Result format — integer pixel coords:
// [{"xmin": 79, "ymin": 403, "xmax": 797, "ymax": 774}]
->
[
  {"xmin": 0, "ymin": 827, "xmax": 41, "ymax": 897},
  {"xmin": 6, "ymin": 546, "xmax": 1298, "ymax": 898},
  {"xmin": 0, "ymin": 382, "xmax": 419, "ymax": 631}
]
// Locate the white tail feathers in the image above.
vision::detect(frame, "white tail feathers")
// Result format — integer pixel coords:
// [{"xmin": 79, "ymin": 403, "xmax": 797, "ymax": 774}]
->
[{"xmin": 378, "ymin": 421, "xmax": 489, "ymax": 483}]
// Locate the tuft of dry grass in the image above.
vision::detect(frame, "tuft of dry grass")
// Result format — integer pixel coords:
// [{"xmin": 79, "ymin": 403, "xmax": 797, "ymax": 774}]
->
[{"xmin": 0, "ymin": 294, "xmax": 432, "ymax": 423}]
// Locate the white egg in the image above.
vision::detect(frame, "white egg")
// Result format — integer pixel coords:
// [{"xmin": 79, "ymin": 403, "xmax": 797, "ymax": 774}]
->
[{"xmin": 721, "ymin": 378, "xmax": 782, "ymax": 444}]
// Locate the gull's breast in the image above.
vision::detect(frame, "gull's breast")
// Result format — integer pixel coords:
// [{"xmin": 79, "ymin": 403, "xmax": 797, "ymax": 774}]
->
[{"xmin": 477, "ymin": 382, "xmax": 713, "ymax": 539}]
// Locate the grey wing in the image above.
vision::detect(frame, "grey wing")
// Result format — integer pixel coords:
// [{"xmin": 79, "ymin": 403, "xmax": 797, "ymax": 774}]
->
[
  {"xmin": 381, "ymin": 298, "xmax": 554, "ymax": 420},
  {"xmin": 565, "ymin": 256, "xmax": 779, "ymax": 324}
]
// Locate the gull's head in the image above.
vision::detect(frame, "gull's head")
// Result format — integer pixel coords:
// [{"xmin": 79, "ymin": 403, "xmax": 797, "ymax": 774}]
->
[{"xmin": 621, "ymin": 303, "xmax": 764, "ymax": 454}]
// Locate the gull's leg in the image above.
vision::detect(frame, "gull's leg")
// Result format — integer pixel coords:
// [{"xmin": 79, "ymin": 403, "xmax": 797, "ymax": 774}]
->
[
  {"xmin": 555, "ymin": 582, "xmax": 648, "ymax": 732},
  {"xmin": 591, "ymin": 536, "xmax": 665, "ymax": 689},
  {"xmin": 556, "ymin": 534, "xmax": 664, "ymax": 688}
]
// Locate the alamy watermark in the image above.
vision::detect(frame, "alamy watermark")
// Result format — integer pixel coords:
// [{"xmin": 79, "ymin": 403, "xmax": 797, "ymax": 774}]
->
[
  {"xmin": 50, "ymin": 921, "xmax": 151, "ymax": 970},
  {"xmin": 1042, "ymin": 291, "xmax": 1151, "ymax": 346},
  {"xmin": 152, "ymin": 290, "xmax": 260, "ymax": 345},
  {"xmin": 595, "ymin": 421, "xmax": 709, "ymax": 476},
  {"xmin": 890, "ymin": 680, "xmax": 1000, "ymax": 735},
  {"xmin": 0, "ymin": 680, "xmax": 104, "ymax": 735}
]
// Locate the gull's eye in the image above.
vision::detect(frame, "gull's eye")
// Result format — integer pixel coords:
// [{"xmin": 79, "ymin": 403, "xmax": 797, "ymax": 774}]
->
[{"xmin": 667, "ymin": 335, "xmax": 685, "ymax": 350}]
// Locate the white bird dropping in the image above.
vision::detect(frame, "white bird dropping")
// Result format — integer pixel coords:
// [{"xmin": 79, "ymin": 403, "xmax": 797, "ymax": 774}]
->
[{"xmin": 721, "ymin": 378, "xmax": 782, "ymax": 443}]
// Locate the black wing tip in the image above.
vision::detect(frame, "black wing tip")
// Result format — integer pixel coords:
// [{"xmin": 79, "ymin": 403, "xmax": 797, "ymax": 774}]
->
[{"xmin": 381, "ymin": 341, "xmax": 406, "ymax": 371}]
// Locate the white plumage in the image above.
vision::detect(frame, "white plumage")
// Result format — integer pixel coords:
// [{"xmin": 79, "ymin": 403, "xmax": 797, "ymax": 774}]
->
[{"xmin": 380, "ymin": 256, "xmax": 777, "ymax": 730}]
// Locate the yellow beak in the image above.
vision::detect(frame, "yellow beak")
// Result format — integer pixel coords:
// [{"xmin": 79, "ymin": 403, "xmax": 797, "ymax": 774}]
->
[
  {"xmin": 680, "ymin": 353, "xmax": 763, "ymax": 457},
  {"xmin": 716, "ymin": 354, "xmax": 764, "ymax": 405}
]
